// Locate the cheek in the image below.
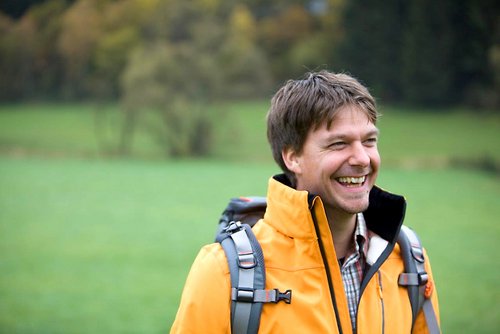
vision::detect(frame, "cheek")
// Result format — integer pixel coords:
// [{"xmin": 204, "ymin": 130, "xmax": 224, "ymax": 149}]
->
[
  {"xmin": 324, "ymin": 152, "xmax": 348, "ymax": 169},
  {"xmin": 369, "ymin": 146, "xmax": 380, "ymax": 161},
  {"xmin": 371, "ymin": 151, "xmax": 381, "ymax": 169}
]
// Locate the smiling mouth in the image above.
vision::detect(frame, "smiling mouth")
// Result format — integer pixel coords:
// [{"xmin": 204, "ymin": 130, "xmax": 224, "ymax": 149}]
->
[{"xmin": 336, "ymin": 176, "xmax": 366, "ymax": 187}]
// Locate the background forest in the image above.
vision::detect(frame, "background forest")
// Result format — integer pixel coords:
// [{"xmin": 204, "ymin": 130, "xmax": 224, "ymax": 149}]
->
[{"xmin": 1, "ymin": 0, "xmax": 498, "ymax": 106}]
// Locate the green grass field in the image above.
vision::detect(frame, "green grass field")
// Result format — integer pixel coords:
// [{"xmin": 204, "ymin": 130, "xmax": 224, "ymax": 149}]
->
[{"xmin": 0, "ymin": 102, "xmax": 499, "ymax": 333}]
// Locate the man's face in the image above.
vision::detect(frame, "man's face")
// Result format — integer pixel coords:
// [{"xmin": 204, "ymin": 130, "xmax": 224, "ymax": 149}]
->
[{"xmin": 285, "ymin": 105, "xmax": 380, "ymax": 216}]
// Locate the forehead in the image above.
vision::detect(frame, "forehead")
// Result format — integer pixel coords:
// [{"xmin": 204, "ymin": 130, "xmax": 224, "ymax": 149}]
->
[{"xmin": 324, "ymin": 105, "xmax": 377, "ymax": 132}]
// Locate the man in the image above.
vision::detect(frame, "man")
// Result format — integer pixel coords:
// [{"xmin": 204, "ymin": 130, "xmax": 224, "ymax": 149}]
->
[{"xmin": 171, "ymin": 71, "xmax": 439, "ymax": 333}]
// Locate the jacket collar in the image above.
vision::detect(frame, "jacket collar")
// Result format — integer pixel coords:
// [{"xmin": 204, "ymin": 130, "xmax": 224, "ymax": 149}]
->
[
  {"xmin": 364, "ymin": 185, "xmax": 406, "ymax": 244},
  {"xmin": 264, "ymin": 174, "xmax": 406, "ymax": 244},
  {"xmin": 263, "ymin": 174, "xmax": 317, "ymax": 240}
]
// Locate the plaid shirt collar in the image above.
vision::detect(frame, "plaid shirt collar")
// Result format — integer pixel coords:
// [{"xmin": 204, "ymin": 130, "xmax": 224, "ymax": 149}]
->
[
  {"xmin": 341, "ymin": 213, "xmax": 370, "ymax": 330},
  {"xmin": 342, "ymin": 213, "xmax": 369, "ymax": 268}
]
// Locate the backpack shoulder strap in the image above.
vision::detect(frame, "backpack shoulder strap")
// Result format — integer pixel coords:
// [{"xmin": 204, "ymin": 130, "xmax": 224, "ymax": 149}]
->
[
  {"xmin": 397, "ymin": 225, "xmax": 441, "ymax": 334},
  {"xmin": 217, "ymin": 219, "xmax": 291, "ymax": 334}
]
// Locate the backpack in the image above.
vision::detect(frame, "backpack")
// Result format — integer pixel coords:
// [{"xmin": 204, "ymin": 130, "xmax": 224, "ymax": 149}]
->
[{"xmin": 215, "ymin": 196, "xmax": 440, "ymax": 334}]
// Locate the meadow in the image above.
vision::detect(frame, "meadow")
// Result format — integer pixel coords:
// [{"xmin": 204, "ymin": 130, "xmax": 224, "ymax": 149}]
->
[{"xmin": 0, "ymin": 102, "xmax": 499, "ymax": 333}]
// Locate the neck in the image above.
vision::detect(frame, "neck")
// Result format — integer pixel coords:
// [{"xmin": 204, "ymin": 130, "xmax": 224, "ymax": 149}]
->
[{"xmin": 326, "ymin": 209, "xmax": 357, "ymax": 260}]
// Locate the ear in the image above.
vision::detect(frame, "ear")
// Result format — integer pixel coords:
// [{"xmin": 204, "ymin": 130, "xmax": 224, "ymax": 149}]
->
[{"xmin": 282, "ymin": 147, "xmax": 302, "ymax": 174}]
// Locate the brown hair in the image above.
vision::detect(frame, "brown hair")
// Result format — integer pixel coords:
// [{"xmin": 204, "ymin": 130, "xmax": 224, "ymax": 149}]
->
[{"xmin": 266, "ymin": 70, "xmax": 379, "ymax": 182}]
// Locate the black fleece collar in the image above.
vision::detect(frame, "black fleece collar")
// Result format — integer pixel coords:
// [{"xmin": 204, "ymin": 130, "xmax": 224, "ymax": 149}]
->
[{"xmin": 364, "ymin": 186, "xmax": 406, "ymax": 244}]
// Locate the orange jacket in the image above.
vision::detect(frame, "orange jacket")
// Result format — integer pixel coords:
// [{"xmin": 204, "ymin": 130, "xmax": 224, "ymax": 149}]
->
[{"xmin": 171, "ymin": 175, "xmax": 439, "ymax": 333}]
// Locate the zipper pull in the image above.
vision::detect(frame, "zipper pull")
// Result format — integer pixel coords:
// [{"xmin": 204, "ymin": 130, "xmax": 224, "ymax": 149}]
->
[
  {"xmin": 377, "ymin": 284, "xmax": 383, "ymax": 299},
  {"xmin": 377, "ymin": 272, "xmax": 384, "ymax": 300}
]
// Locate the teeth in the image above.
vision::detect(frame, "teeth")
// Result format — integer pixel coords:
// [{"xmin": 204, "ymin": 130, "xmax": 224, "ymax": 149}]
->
[{"xmin": 338, "ymin": 176, "xmax": 366, "ymax": 184}]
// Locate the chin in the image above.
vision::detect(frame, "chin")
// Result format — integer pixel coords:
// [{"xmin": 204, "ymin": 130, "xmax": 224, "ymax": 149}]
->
[{"xmin": 344, "ymin": 201, "xmax": 370, "ymax": 214}]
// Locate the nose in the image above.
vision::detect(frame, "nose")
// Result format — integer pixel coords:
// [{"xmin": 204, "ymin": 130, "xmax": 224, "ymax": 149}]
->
[{"xmin": 348, "ymin": 142, "xmax": 370, "ymax": 167}]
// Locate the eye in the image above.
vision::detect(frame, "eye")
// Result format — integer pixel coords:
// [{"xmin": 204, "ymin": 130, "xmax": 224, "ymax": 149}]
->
[
  {"xmin": 363, "ymin": 137, "xmax": 378, "ymax": 146},
  {"xmin": 329, "ymin": 141, "xmax": 347, "ymax": 150}
]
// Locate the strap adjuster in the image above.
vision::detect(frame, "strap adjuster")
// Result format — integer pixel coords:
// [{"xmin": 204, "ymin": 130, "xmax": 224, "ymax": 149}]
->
[
  {"xmin": 238, "ymin": 251, "xmax": 256, "ymax": 269},
  {"xmin": 233, "ymin": 287, "xmax": 255, "ymax": 302},
  {"xmin": 224, "ymin": 221, "xmax": 243, "ymax": 233},
  {"xmin": 411, "ymin": 243, "xmax": 425, "ymax": 263},
  {"xmin": 418, "ymin": 272, "xmax": 429, "ymax": 285},
  {"xmin": 275, "ymin": 289, "xmax": 292, "ymax": 304},
  {"xmin": 231, "ymin": 287, "xmax": 293, "ymax": 304},
  {"xmin": 399, "ymin": 271, "xmax": 429, "ymax": 286}
]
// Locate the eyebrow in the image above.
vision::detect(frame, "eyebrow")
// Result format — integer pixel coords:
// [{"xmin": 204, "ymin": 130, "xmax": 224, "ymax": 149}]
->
[
  {"xmin": 366, "ymin": 129, "xmax": 380, "ymax": 137},
  {"xmin": 325, "ymin": 128, "xmax": 380, "ymax": 141}
]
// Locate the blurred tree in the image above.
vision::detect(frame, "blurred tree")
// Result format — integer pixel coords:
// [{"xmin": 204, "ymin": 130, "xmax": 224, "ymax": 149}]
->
[
  {"xmin": 57, "ymin": 0, "xmax": 102, "ymax": 99},
  {"xmin": 337, "ymin": 0, "xmax": 408, "ymax": 102},
  {"xmin": 29, "ymin": 0, "xmax": 68, "ymax": 99},
  {"xmin": 451, "ymin": 0, "xmax": 499, "ymax": 109},
  {"xmin": 0, "ymin": 13, "xmax": 34, "ymax": 100},
  {"xmin": 338, "ymin": 0, "xmax": 499, "ymax": 107},
  {"xmin": 0, "ymin": 0, "xmax": 68, "ymax": 100},
  {"xmin": 117, "ymin": 0, "xmax": 274, "ymax": 157},
  {"xmin": 219, "ymin": 4, "xmax": 272, "ymax": 98},
  {"xmin": 258, "ymin": 4, "xmax": 317, "ymax": 81},
  {"xmin": 120, "ymin": 42, "xmax": 220, "ymax": 157},
  {"xmin": 402, "ymin": 0, "xmax": 499, "ymax": 107},
  {"xmin": 91, "ymin": 0, "xmax": 154, "ymax": 98},
  {"xmin": 401, "ymin": 0, "xmax": 455, "ymax": 105},
  {"xmin": 488, "ymin": 43, "xmax": 500, "ymax": 110},
  {"xmin": 57, "ymin": 0, "xmax": 155, "ymax": 100},
  {"xmin": 316, "ymin": 0, "xmax": 346, "ymax": 67},
  {"xmin": 121, "ymin": 1, "xmax": 230, "ymax": 157},
  {"xmin": 93, "ymin": 26, "xmax": 140, "ymax": 98}
]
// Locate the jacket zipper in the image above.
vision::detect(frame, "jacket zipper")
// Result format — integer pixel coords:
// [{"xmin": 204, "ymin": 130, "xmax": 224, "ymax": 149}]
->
[
  {"xmin": 311, "ymin": 208, "xmax": 343, "ymax": 334},
  {"xmin": 355, "ymin": 242, "xmax": 396, "ymax": 332},
  {"xmin": 355, "ymin": 199, "xmax": 405, "ymax": 332},
  {"xmin": 377, "ymin": 271, "xmax": 385, "ymax": 334}
]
